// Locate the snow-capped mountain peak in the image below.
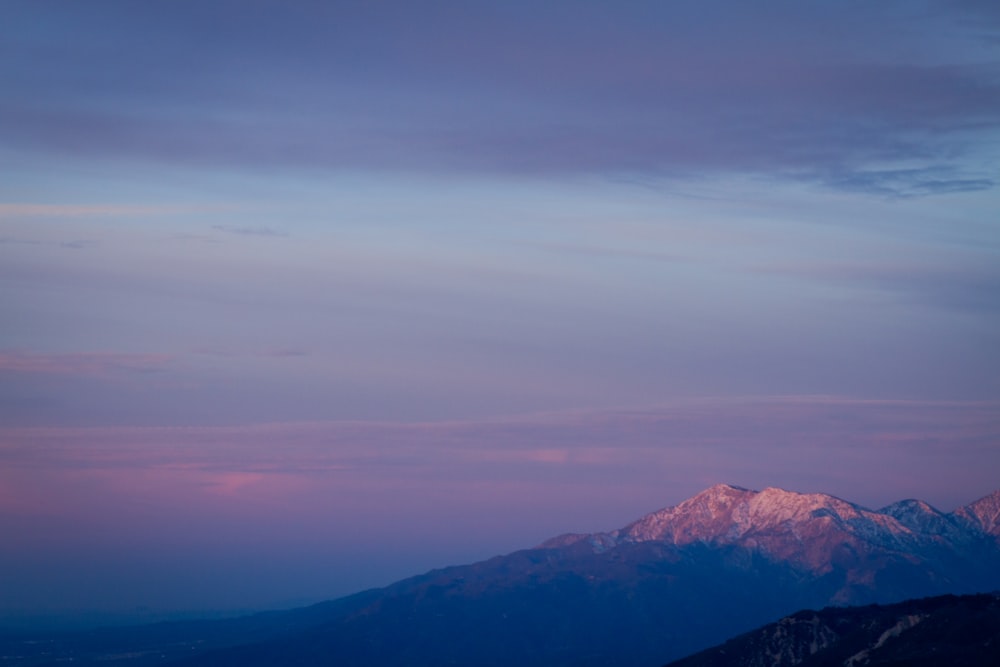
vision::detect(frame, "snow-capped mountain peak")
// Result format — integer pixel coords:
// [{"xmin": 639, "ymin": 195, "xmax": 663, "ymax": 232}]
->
[
  {"xmin": 953, "ymin": 489, "xmax": 1000, "ymax": 537},
  {"xmin": 746, "ymin": 486, "xmax": 873, "ymax": 529},
  {"xmin": 545, "ymin": 483, "xmax": 1000, "ymax": 581},
  {"xmin": 620, "ymin": 483, "xmax": 754, "ymax": 544},
  {"xmin": 878, "ymin": 498, "xmax": 966, "ymax": 539},
  {"xmin": 540, "ymin": 484, "xmax": 1000, "ymax": 587},
  {"xmin": 620, "ymin": 485, "xmax": 908, "ymax": 554}
]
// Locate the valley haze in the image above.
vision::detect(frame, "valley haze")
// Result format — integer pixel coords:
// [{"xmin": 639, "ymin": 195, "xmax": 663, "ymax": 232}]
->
[{"xmin": 1, "ymin": 0, "xmax": 998, "ymax": 640}]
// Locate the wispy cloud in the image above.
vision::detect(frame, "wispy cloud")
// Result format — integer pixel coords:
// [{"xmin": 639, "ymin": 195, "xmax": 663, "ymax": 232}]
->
[
  {"xmin": 211, "ymin": 224, "xmax": 288, "ymax": 238},
  {"xmin": 0, "ymin": 236, "xmax": 97, "ymax": 249},
  {"xmin": 0, "ymin": 204, "xmax": 181, "ymax": 218},
  {"xmin": 519, "ymin": 240, "xmax": 687, "ymax": 263},
  {"xmin": 753, "ymin": 261, "xmax": 1000, "ymax": 314},
  {"xmin": 191, "ymin": 346, "xmax": 308, "ymax": 359},
  {"xmin": 817, "ymin": 167, "xmax": 995, "ymax": 198},
  {"xmin": 0, "ymin": 351, "xmax": 172, "ymax": 377}
]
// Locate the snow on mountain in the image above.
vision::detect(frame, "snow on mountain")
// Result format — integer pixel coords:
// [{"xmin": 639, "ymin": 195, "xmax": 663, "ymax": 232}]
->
[
  {"xmin": 880, "ymin": 498, "xmax": 946, "ymax": 529},
  {"xmin": 879, "ymin": 498, "xmax": 971, "ymax": 543},
  {"xmin": 953, "ymin": 489, "xmax": 1000, "ymax": 538},
  {"xmin": 620, "ymin": 483, "xmax": 756, "ymax": 544},
  {"xmin": 616, "ymin": 484, "xmax": 916, "ymax": 573},
  {"xmin": 551, "ymin": 484, "xmax": 1000, "ymax": 576}
]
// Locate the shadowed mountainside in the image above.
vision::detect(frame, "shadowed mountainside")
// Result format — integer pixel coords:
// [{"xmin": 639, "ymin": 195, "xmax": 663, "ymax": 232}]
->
[{"xmin": 664, "ymin": 592, "xmax": 1000, "ymax": 667}]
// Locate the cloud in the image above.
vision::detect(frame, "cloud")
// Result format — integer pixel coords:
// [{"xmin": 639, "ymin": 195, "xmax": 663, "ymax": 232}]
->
[
  {"xmin": 519, "ymin": 240, "xmax": 687, "ymax": 263},
  {"xmin": 200, "ymin": 471, "xmax": 267, "ymax": 496},
  {"xmin": 190, "ymin": 346, "xmax": 309, "ymax": 359},
  {"xmin": 211, "ymin": 225, "xmax": 288, "ymax": 238},
  {"xmin": 0, "ymin": 203, "xmax": 181, "ymax": 218},
  {"xmin": 753, "ymin": 261, "xmax": 1000, "ymax": 314},
  {"xmin": 817, "ymin": 167, "xmax": 995, "ymax": 198},
  {"xmin": 0, "ymin": 351, "xmax": 172, "ymax": 378},
  {"xmin": 3, "ymin": 2, "xmax": 997, "ymax": 194},
  {"xmin": 0, "ymin": 236, "xmax": 97, "ymax": 250}
]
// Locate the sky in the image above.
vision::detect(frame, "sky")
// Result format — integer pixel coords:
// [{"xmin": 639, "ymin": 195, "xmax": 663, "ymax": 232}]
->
[{"xmin": 1, "ymin": 0, "xmax": 999, "ymax": 622}]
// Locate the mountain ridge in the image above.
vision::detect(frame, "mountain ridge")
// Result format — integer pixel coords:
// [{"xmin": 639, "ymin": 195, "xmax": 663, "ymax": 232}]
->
[
  {"xmin": 540, "ymin": 484, "xmax": 1000, "ymax": 577},
  {"xmin": 954, "ymin": 489, "xmax": 1000, "ymax": 536}
]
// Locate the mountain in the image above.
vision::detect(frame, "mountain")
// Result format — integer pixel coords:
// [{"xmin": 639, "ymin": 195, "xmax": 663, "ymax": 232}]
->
[
  {"xmin": 953, "ymin": 489, "xmax": 1000, "ymax": 539},
  {"xmin": 542, "ymin": 484, "xmax": 1000, "ymax": 603},
  {"xmin": 664, "ymin": 592, "xmax": 1000, "ymax": 667},
  {"xmin": 5, "ymin": 485, "xmax": 1000, "ymax": 666}
]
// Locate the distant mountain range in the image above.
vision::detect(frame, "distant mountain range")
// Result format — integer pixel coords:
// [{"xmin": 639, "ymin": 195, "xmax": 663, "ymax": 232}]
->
[
  {"xmin": 4, "ymin": 484, "xmax": 999, "ymax": 666},
  {"xmin": 665, "ymin": 592, "xmax": 1000, "ymax": 667}
]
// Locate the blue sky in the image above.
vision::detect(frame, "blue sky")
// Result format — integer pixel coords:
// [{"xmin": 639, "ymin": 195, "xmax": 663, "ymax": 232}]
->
[{"xmin": 1, "ymin": 0, "xmax": 999, "ymax": 618}]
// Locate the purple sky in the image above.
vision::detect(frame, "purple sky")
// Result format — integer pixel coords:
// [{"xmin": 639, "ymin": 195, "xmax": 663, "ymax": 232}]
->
[{"xmin": 2, "ymin": 1, "xmax": 999, "ymax": 619}]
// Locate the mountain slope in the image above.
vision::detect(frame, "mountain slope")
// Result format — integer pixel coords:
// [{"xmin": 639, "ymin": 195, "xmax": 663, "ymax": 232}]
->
[
  {"xmin": 664, "ymin": 593, "xmax": 1000, "ymax": 667},
  {"xmin": 954, "ymin": 489, "xmax": 1000, "ymax": 539},
  {"xmin": 175, "ymin": 541, "xmax": 832, "ymax": 667}
]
